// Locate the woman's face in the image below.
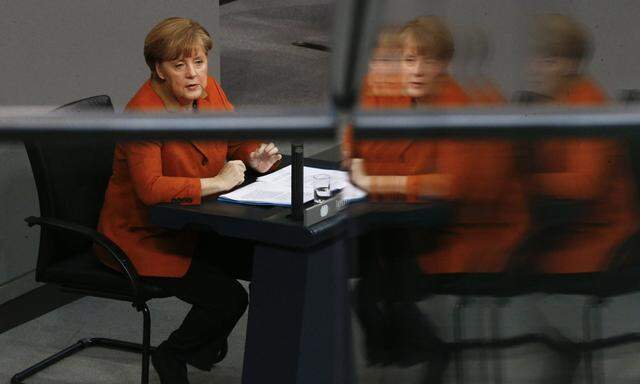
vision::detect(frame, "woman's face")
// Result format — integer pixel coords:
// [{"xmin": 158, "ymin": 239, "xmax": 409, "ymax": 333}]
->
[
  {"xmin": 367, "ymin": 46, "xmax": 403, "ymax": 96},
  {"xmin": 156, "ymin": 46, "xmax": 208, "ymax": 105},
  {"xmin": 401, "ymin": 36, "xmax": 447, "ymax": 98},
  {"xmin": 530, "ymin": 55, "xmax": 578, "ymax": 96}
]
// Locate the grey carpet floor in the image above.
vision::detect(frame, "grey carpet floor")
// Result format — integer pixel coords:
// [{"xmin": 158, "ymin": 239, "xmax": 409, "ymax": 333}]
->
[
  {"xmin": 219, "ymin": 0, "xmax": 336, "ymax": 157},
  {"xmin": 5, "ymin": 288, "xmax": 640, "ymax": 383},
  {"xmin": 219, "ymin": 0, "xmax": 333, "ymax": 109}
]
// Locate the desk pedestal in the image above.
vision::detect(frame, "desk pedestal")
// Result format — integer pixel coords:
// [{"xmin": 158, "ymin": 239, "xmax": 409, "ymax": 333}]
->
[{"xmin": 242, "ymin": 239, "xmax": 353, "ymax": 384}]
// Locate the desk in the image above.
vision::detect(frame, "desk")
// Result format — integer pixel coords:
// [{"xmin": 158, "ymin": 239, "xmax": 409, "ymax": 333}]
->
[
  {"xmin": 149, "ymin": 152, "xmax": 450, "ymax": 384},
  {"xmin": 150, "ymin": 154, "xmax": 353, "ymax": 384}
]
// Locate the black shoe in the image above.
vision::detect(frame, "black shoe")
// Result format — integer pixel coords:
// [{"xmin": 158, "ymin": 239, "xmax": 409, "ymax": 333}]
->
[{"xmin": 152, "ymin": 342, "xmax": 190, "ymax": 384}]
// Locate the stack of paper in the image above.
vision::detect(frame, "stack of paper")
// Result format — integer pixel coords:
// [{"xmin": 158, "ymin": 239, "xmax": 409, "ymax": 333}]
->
[{"xmin": 218, "ymin": 165, "xmax": 367, "ymax": 206}]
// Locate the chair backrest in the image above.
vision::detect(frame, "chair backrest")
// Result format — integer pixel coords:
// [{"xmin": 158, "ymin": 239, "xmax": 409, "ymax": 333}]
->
[
  {"xmin": 617, "ymin": 90, "xmax": 640, "ymax": 202},
  {"xmin": 619, "ymin": 89, "xmax": 640, "ymax": 105},
  {"xmin": 616, "ymin": 90, "xmax": 640, "ymax": 269},
  {"xmin": 25, "ymin": 95, "xmax": 116, "ymax": 279},
  {"xmin": 511, "ymin": 90, "xmax": 553, "ymax": 104}
]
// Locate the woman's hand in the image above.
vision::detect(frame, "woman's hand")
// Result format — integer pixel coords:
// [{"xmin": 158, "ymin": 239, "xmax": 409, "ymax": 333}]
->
[
  {"xmin": 248, "ymin": 143, "xmax": 282, "ymax": 173},
  {"xmin": 350, "ymin": 158, "xmax": 372, "ymax": 191},
  {"xmin": 350, "ymin": 158, "xmax": 409, "ymax": 195},
  {"xmin": 200, "ymin": 160, "xmax": 246, "ymax": 196},
  {"xmin": 340, "ymin": 146, "xmax": 353, "ymax": 170},
  {"xmin": 218, "ymin": 160, "xmax": 247, "ymax": 189}
]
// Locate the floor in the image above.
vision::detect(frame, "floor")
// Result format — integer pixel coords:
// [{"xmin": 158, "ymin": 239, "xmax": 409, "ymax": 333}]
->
[
  {"xmin": 218, "ymin": 0, "xmax": 336, "ymax": 157},
  {"xmin": 4, "ymin": 287, "xmax": 640, "ymax": 383}
]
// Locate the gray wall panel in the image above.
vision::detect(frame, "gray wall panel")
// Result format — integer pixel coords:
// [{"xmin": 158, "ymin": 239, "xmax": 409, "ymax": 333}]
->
[
  {"xmin": 0, "ymin": 0, "xmax": 220, "ymax": 110},
  {"xmin": 378, "ymin": 0, "xmax": 640, "ymax": 99}
]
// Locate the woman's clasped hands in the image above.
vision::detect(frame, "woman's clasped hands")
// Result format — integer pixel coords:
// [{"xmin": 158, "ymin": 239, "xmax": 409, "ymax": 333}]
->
[{"xmin": 201, "ymin": 142, "xmax": 281, "ymax": 196}]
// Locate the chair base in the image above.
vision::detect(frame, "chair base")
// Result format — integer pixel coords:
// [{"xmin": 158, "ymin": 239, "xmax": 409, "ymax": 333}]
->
[{"xmin": 11, "ymin": 337, "xmax": 157, "ymax": 384}]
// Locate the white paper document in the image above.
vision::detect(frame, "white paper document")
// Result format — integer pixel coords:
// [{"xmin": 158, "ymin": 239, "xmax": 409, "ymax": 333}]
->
[{"xmin": 218, "ymin": 165, "xmax": 367, "ymax": 206}]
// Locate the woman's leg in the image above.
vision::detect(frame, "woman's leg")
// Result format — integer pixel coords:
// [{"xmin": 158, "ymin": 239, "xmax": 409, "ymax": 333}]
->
[
  {"xmin": 354, "ymin": 229, "xmax": 393, "ymax": 365},
  {"xmin": 144, "ymin": 255, "xmax": 249, "ymax": 371}
]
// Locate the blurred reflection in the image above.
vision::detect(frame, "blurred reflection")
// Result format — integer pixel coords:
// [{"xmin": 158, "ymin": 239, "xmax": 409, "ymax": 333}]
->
[
  {"xmin": 362, "ymin": 26, "xmax": 404, "ymax": 100},
  {"xmin": 345, "ymin": 16, "xmax": 469, "ymax": 179},
  {"xmin": 506, "ymin": 15, "xmax": 640, "ymax": 383},
  {"xmin": 458, "ymin": 26, "xmax": 506, "ymax": 105},
  {"xmin": 400, "ymin": 16, "xmax": 466, "ymax": 107},
  {"xmin": 349, "ymin": 12, "xmax": 640, "ymax": 384},
  {"xmin": 530, "ymin": 14, "xmax": 597, "ymax": 104},
  {"xmin": 521, "ymin": 14, "xmax": 638, "ymax": 274},
  {"xmin": 349, "ymin": 16, "xmax": 529, "ymax": 384}
]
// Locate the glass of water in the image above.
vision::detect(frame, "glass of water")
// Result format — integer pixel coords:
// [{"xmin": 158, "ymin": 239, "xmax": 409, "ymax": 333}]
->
[{"xmin": 313, "ymin": 174, "xmax": 331, "ymax": 203}]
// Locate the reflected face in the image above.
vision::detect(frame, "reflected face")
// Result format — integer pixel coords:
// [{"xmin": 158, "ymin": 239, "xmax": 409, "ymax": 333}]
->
[
  {"xmin": 531, "ymin": 55, "xmax": 577, "ymax": 95},
  {"xmin": 368, "ymin": 47, "xmax": 403, "ymax": 96},
  {"xmin": 156, "ymin": 46, "xmax": 208, "ymax": 105},
  {"xmin": 401, "ymin": 36, "xmax": 447, "ymax": 98}
]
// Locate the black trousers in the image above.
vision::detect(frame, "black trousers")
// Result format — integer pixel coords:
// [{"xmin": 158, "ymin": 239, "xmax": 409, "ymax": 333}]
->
[
  {"xmin": 143, "ymin": 233, "xmax": 253, "ymax": 371},
  {"xmin": 354, "ymin": 228, "xmax": 449, "ymax": 381}
]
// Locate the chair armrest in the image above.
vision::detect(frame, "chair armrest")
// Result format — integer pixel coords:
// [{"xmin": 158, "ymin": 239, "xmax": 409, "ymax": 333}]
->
[
  {"xmin": 595, "ymin": 230, "xmax": 640, "ymax": 296},
  {"xmin": 25, "ymin": 216, "xmax": 144, "ymax": 305},
  {"xmin": 607, "ymin": 230, "xmax": 640, "ymax": 272}
]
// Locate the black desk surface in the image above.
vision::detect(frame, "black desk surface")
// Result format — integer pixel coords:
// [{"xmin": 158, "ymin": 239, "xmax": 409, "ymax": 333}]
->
[{"xmin": 149, "ymin": 149, "xmax": 450, "ymax": 248}]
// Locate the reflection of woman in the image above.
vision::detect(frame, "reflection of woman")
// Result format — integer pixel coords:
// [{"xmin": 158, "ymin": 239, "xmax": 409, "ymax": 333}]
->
[
  {"xmin": 363, "ymin": 26, "xmax": 404, "ymax": 99},
  {"xmin": 351, "ymin": 16, "xmax": 526, "ymax": 272},
  {"xmin": 527, "ymin": 14, "xmax": 637, "ymax": 273},
  {"xmin": 96, "ymin": 17, "xmax": 280, "ymax": 383},
  {"xmin": 350, "ymin": 17, "xmax": 527, "ymax": 379}
]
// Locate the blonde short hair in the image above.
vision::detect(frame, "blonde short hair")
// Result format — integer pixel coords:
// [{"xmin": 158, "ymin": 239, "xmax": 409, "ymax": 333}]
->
[
  {"xmin": 144, "ymin": 17, "xmax": 213, "ymax": 79},
  {"xmin": 401, "ymin": 16, "xmax": 454, "ymax": 62},
  {"xmin": 534, "ymin": 14, "xmax": 591, "ymax": 60},
  {"xmin": 375, "ymin": 26, "xmax": 402, "ymax": 51}
]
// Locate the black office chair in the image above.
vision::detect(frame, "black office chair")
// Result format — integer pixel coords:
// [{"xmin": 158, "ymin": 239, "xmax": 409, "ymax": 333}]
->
[
  {"xmin": 510, "ymin": 217, "xmax": 640, "ymax": 384},
  {"xmin": 526, "ymin": 92, "xmax": 640, "ymax": 384},
  {"xmin": 54, "ymin": 94, "xmax": 117, "ymax": 112},
  {"xmin": 353, "ymin": 207, "xmax": 548, "ymax": 384},
  {"xmin": 509, "ymin": 132, "xmax": 640, "ymax": 384},
  {"xmin": 11, "ymin": 95, "xmax": 169, "ymax": 384},
  {"xmin": 569, "ymin": 122, "xmax": 640, "ymax": 384},
  {"xmin": 618, "ymin": 89, "xmax": 640, "ymax": 104},
  {"xmin": 421, "ymin": 241, "xmax": 550, "ymax": 384}
]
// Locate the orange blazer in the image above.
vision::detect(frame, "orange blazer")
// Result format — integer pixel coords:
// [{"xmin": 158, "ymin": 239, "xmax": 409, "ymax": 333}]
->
[
  {"xmin": 96, "ymin": 76, "xmax": 260, "ymax": 277},
  {"xmin": 344, "ymin": 74, "xmax": 469, "ymax": 191},
  {"xmin": 465, "ymin": 79, "xmax": 506, "ymax": 105},
  {"xmin": 532, "ymin": 78, "xmax": 638, "ymax": 273},
  {"xmin": 348, "ymin": 74, "xmax": 529, "ymax": 273}
]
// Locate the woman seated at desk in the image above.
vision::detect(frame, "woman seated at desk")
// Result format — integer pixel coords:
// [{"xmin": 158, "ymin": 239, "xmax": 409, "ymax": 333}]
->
[
  {"xmin": 348, "ymin": 17, "xmax": 528, "ymax": 377},
  {"xmin": 520, "ymin": 14, "xmax": 637, "ymax": 275},
  {"xmin": 350, "ymin": 17, "xmax": 527, "ymax": 277},
  {"xmin": 96, "ymin": 17, "xmax": 281, "ymax": 384}
]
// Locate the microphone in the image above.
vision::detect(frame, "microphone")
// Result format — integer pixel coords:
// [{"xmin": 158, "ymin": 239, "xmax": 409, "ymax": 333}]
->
[{"xmin": 291, "ymin": 143, "xmax": 304, "ymax": 222}]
